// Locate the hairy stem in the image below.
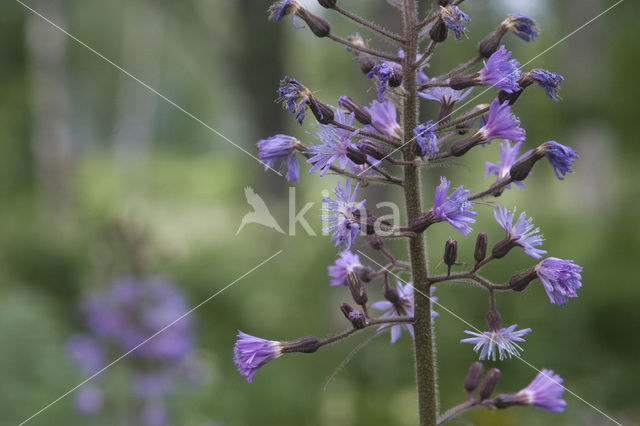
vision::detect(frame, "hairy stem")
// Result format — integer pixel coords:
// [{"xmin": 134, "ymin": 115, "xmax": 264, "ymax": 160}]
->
[
  {"xmin": 402, "ymin": 1, "xmax": 438, "ymax": 425},
  {"xmin": 334, "ymin": 5, "xmax": 406, "ymax": 44},
  {"xmin": 437, "ymin": 400, "xmax": 478, "ymax": 425},
  {"xmin": 327, "ymin": 33, "xmax": 402, "ymax": 62}
]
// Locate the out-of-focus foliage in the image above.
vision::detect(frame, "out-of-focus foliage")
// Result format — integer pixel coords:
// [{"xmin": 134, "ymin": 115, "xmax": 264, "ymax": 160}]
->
[{"xmin": 0, "ymin": 0, "xmax": 638, "ymax": 425}]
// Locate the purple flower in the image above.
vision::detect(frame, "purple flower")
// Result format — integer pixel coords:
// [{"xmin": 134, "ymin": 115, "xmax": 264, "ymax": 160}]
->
[
  {"xmin": 268, "ymin": 1, "xmax": 302, "ymax": 28},
  {"xmin": 74, "ymin": 386, "xmax": 104, "ymax": 414},
  {"xmin": 505, "ymin": 14, "xmax": 539, "ymax": 42},
  {"xmin": 430, "ymin": 177, "xmax": 477, "ymax": 236},
  {"xmin": 442, "ymin": 6, "xmax": 471, "ymax": 40},
  {"xmin": 307, "ymin": 110, "xmax": 356, "ymax": 176},
  {"xmin": 494, "ymin": 205, "xmax": 546, "ymax": 258},
  {"xmin": 517, "ymin": 369, "xmax": 567, "ymax": 412},
  {"xmin": 141, "ymin": 401, "xmax": 168, "ymax": 426},
  {"xmin": 535, "ymin": 258, "xmax": 583, "ymax": 306},
  {"xmin": 367, "ymin": 63, "xmax": 395, "ymax": 101},
  {"xmin": 66, "ymin": 334, "xmax": 106, "ymax": 375},
  {"xmin": 419, "ymin": 85, "xmax": 473, "ymax": 107},
  {"xmin": 365, "ymin": 100, "xmax": 403, "ymax": 139},
  {"xmin": 322, "ymin": 180, "xmax": 366, "ymax": 249},
  {"xmin": 328, "ymin": 250, "xmax": 363, "ymax": 286},
  {"xmin": 540, "ymin": 141, "xmax": 578, "ymax": 179},
  {"xmin": 477, "ymin": 98, "xmax": 526, "ymax": 143},
  {"xmin": 485, "ymin": 141, "xmax": 526, "ymax": 190},
  {"xmin": 277, "ymin": 76, "xmax": 317, "ymax": 124},
  {"xmin": 371, "ymin": 282, "xmax": 438, "ymax": 344},
  {"xmin": 529, "ymin": 69, "xmax": 564, "ymax": 101},
  {"xmin": 234, "ymin": 331, "xmax": 283, "ymax": 383},
  {"xmin": 478, "ymin": 45, "xmax": 522, "ymax": 93},
  {"xmin": 461, "ymin": 324, "xmax": 531, "ymax": 360},
  {"xmin": 257, "ymin": 134, "xmax": 300, "ymax": 181},
  {"xmin": 413, "ymin": 121, "xmax": 439, "ymax": 156}
]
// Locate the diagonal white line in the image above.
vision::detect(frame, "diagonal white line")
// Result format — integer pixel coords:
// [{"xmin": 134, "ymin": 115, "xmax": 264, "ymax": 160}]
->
[
  {"xmin": 356, "ymin": 0, "xmax": 624, "ymax": 177},
  {"xmin": 14, "ymin": 0, "xmax": 283, "ymax": 177},
  {"xmin": 17, "ymin": 250, "xmax": 284, "ymax": 426},
  {"xmin": 357, "ymin": 250, "xmax": 623, "ymax": 426}
]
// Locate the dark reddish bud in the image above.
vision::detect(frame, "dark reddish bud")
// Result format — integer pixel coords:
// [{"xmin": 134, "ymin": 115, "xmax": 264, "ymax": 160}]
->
[
  {"xmin": 347, "ymin": 270, "xmax": 368, "ymax": 306},
  {"xmin": 347, "ymin": 146, "xmax": 368, "ymax": 165},
  {"xmin": 338, "ymin": 96, "xmax": 371, "ymax": 125},
  {"xmin": 389, "ymin": 67, "xmax": 403, "ymax": 88},
  {"xmin": 430, "ymin": 18, "xmax": 448, "ymax": 43},
  {"xmin": 444, "ymin": 239, "xmax": 458, "ymax": 271},
  {"xmin": 491, "ymin": 238, "xmax": 515, "ymax": 259},
  {"xmin": 465, "ymin": 362, "xmax": 484, "ymax": 393},
  {"xmin": 486, "ymin": 309, "xmax": 502, "ymax": 331},
  {"xmin": 509, "ymin": 268, "xmax": 538, "ymax": 291},
  {"xmin": 347, "ymin": 310, "xmax": 366, "ymax": 329},
  {"xmin": 478, "ymin": 26, "xmax": 508, "ymax": 58},
  {"xmin": 479, "ymin": 368, "xmax": 501, "ymax": 400},
  {"xmin": 317, "ymin": 0, "xmax": 337, "ymax": 8},
  {"xmin": 340, "ymin": 302, "xmax": 354, "ymax": 319},
  {"xmin": 357, "ymin": 139, "xmax": 388, "ymax": 161},
  {"xmin": 474, "ymin": 233, "xmax": 488, "ymax": 263},
  {"xmin": 296, "ymin": 8, "xmax": 331, "ymax": 37},
  {"xmin": 366, "ymin": 233, "xmax": 384, "ymax": 250}
]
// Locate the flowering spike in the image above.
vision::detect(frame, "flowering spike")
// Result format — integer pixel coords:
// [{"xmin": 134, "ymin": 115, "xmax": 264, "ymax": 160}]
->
[
  {"xmin": 322, "ymin": 180, "xmax": 366, "ymax": 249},
  {"xmin": 535, "ymin": 258, "xmax": 583, "ymax": 306}
]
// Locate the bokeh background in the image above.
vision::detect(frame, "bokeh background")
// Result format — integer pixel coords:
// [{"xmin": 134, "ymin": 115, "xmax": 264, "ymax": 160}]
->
[{"xmin": 1, "ymin": 0, "xmax": 639, "ymax": 425}]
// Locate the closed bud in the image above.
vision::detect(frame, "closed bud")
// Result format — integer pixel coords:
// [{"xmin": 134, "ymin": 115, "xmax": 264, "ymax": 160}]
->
[
  {"xmin": 296, "ymin": 8, "xmax": 331, "ymax": 37},
  {"xmin": 491, "ymin": 238, "xmax": 515, "ymax": 259},
  {"xmin": 357, "ymin": 139, "xmax": 388, "ymax": 161},
  {"xmin": 464, "ymin": 362, "xmax": 484, "ymax": 393},
  {"xmin": 430, "ymin": 18, "xmax": 448, "ymax": 43},
  {"xmin": 309, "ymin": 99, "xmax": 334, "ymax": 124},
  {"xmin": 340, "ymin": 302, "xmax": 354, "ymax": 319},
  {"xmin": 338, "ymin": 96, "xmax": 371, "ymax": 125},
  {"xmin": 486, "ymin": 309, "xmax": 502, "ymax": 331},
  {"xmin": 444, "ymin": 239, "xmax": 458, "ymax": 266},
  {"xmin": 509, "ymin": 268, "xmax": 538, "ymax": 291},
  {"xmin": 474, "ymin": 233, "xmax": 488, "ymax": 263},
  {"xmin": 281, "ymin": 336, "xmax": 320, "ymax": 354},
  {"xmin": 348, "ymin": 310, "xmax": 366, "ymax": 329},
  {"xmin": 317, "ymin": 0, "xmax": 337, "ymax": 8},
  {"xmin": 347, "ymin": 146, "xmax": 368, "ymax": 165},
  {"xmin": 366, "ymin": 233, "xmax": 384, "ymax": 250},
  {"xmin": 389, "ymin": 66, "xmax": 403, "ymax": 88},
  {"xmin": 479, "ymin": 368, "xmax": 501, "ymax": 400},
  {"xmin": 347, "ymin": 270, "xmax": 368, "ymax": 306}
]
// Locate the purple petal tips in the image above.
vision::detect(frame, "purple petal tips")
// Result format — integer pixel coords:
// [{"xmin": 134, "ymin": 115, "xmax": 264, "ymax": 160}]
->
[
  {"xmin": 535, "ymin": 258, "xmax": 583, "ymax": 306},
  {"xmin": 328, "ymin": 250, "xmax": 363, "ymax": 286},
  {"xmin": 322, "ymin": 179, "xmax": 366, "ymax": 249},
  {"xmin": 517, "ymin": 369, "xmax": 567, "ymax": 412},
  {"xmin": 540, "ymin": 141, "xmax": 578, "ymax": 179},
  {"xmin": 494, "ymin": 205, "xmax": 546, "ymax": 259},
  {"xmin": 478, "ymin": 45, "xmax": 522, "ymax": 93},
  {"xmin": 257, "ymin": 134, "xmax": 300, "ymax": 181},
  {"xmin": 505, "ymin": 14, "xmax": 539, "ymax": 42},
  {"xmin": 413, "ymin": 121, "xmax": 439, "ymax": 156},
  {"xmin": 477, "ymin": 98, "xmax": 526, "ymax": 143},
  {"xmin": 529, "ymin": 69, "xmax": 564, "ymax": 101},
  {"xmin": 234, "ymin": 331, "xmax": 283, "ymax": 383},
  {"xmin": 461, "ymin": 324, "xmax": 531, "ymax": 361},
  {"xmin": 431, "ymin": 177, "xmax": 477, "ymax": 236}
]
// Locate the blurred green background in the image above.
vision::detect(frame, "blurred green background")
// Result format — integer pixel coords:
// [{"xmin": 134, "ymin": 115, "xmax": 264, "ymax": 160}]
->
[{"xmin": 1, "ymin": 0, "xmax": 639, "ymax": 425}]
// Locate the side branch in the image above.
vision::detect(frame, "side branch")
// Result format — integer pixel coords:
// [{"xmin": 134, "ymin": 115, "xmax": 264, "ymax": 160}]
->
[
  {"xmin": 334, "ymin": 6, "xmax": 406, "ymax": 44},
  {"xmin": 327, "ymin": 34, "xmax": 403, "ymax": 62}
]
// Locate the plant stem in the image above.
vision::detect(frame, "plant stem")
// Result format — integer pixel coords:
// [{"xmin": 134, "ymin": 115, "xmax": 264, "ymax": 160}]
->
[
  {"xmin": 437, "ymin": 400, "xmax": 478, "ymax": 425},
  {"xmin": 402, "ymin": 1, "xmax": 438, "ymax": 425},
  {"xmin": 334, "ymin": 5, "xmax": 406, "ymax": 44}
]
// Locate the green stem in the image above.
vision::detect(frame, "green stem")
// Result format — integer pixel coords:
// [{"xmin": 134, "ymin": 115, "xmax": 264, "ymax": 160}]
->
[{"xmin": 402, "ymin": 1, "xmax": 438, "ymax": 425}]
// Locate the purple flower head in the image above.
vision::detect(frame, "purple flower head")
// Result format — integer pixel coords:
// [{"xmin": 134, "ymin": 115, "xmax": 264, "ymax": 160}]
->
[
  {"xmin": 494, "ymin": 205, "xmax": 546, "ymax": 258},
  {"xmin": 517, "ymin": 369, "xmax": 567, "ymax": 412},
  {"xmin": 67, "ymin": 334, "xmax": 106, "ymax": 375},
  {"xmin": 277, "ymin": 76, "xmax": 317, "ymax": 124},
  {"xmin": 485, "ymin": 141, "xmax": 526, "ymax": 190},
  {"xmin": 461, "ymin": 324, "xmax": 531, "ymax": 360},
  {"xmin": 141, "ymin": 401, "xmax": 168, "ymax": 426},
  {"xmin": 234, "ymin": 331, "xmax": 283, "ymax": 383},
  {"xmin": 372, "ymin": 283, "xmax": 438, "ymax": 344},
  {"xmin": 413, "ymin": 121, "xmax": 439, "ymax": 156},
  {"xmin": 529, "ymin": 69, "xmax": 564, "ymax": 101},
  {"xmin": 367, "ymin": 63, "xmax": 395, "ymax": 101},
  {"xmin": 430, "ymin": 177, "xmax": 477, "ymax": 236},
  {"xmin": 505, "ymin": 14, "xmax": 539, "ymax": 42},
  {"xmin": 478, "ymin": 45, "xmax": 522, "ymax": 93},
  {"xmin": 419, "ymin": 85, "xmax": 473, "ymax": 107},
  {"xmin": 322, "ymin": 179, "xmax": 366, "ymax": 249},
  {"xmin": 540, "ymin": 141, "xmax": 578, "ymax": 180},
  {"xmin": 477, "ymin": 98, "xmax": 526, "ymax": 143},
  {"xmin": 535, "ymin": 258, "xmax": 583, "ymax": 306},
  {"xmin": 268, "ymin": 1, "xmax": 303, "ymax": 28},
  {"xmin": 257, "ymin": 134, "xmax": 300, "ymax": 181},
  {"xmin": 365, "ymin": 100, "xmax": 403, "ymax": 139},
  {"xmin": 441, "ymin": 6, "xmax": 471, "ymax": 40},
  {"xmin": 328, "ymin": 250, "xmax": 363, "ymax": 286},
  {"xmin": 74, "ymin": 386, "xmax": 104, "ymax": 414},
  {"xmin": 307, "ymin": 109, "xmax": 356, "ymax": 176}
]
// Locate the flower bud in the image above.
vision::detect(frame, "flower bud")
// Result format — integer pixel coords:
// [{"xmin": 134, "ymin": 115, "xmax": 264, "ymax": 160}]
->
[
  {"xmin": 347, "ymin": 270, "xmax": 368, "ymax": 306},
  {"xmin": 357, "ymin": 139, "xmax": 388, "ymax": 161},
  {"xmin": 389, "ymin": 66, "xmax": 403, "ymax": 88},
  {"xmin": 479, "ymin": 368, "xmax": 501, "ymax": 400},
  {"xmin": 308, "ymin": 99, "xmax": 334, "ymax": 124},
  {"xmin": 366, "ymin": 233, "xmax": 384, "ymax": 250},
  {"xmin": 430, "ymin": 18, "xmax": 448, "ymax": 43},
  {"xmin": 296, "ymin": 8, "xmax": 331, "ymax": 37},
  {"xmin": 474, "ymin": 233, "xmax": 488, "ymax": 263},
  {"xmin": 280, "ymin": 336, "xmax": 320, "ymax": 354},
  {"xmin": 443, "ymin": 239, "xmax": 458, "ymax": 267},
  {"xmin": 464, "ymin": 362, "xmax": 484, "ymax": 393},
  {"xmin": 509, "ymin": 268, "xmax": 538, "ymax": 292},
  {"xmin": 486, "ymin": 309, "xmax": 502, "ymax": 331},
  {"xmin": 346, "ymin": 146, "xmax": 368, "ymax": 165},
  {"xmin": 348, "ymin": 310, "xmax": 366, "ymax": 329},
  {"xmin": 348, "ymin": 34, "xmax": 376, "ymax": 75},
  {"xmin": 340, "ymin": 302, "xmax": 354, "ymax": 318},
  {"xmin": 491, "ymin": 238, "xmax": 515, "ymax": 259},
  {"xmin": 317, "ymin": 0, "xmax": 337, "ymax": 8},
  {"xmin": 338, "ymin": 96, "xmax": 371, "ymax": 125}
]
